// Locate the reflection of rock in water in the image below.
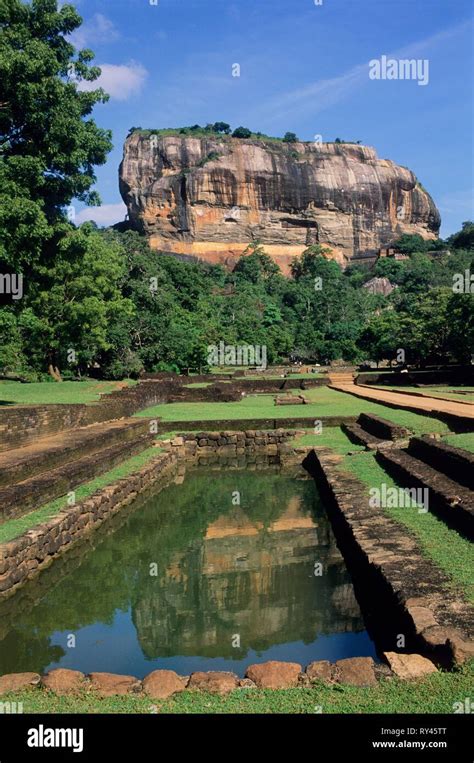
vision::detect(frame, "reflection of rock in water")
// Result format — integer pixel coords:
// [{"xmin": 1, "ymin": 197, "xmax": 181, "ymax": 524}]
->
[
  {"xmin": 331, "ymin": 584, "xmax": 363, "ymax": 620},
  {"xmin": 133, "ymin": 498, "xmax": 365, "ymax": 659}
]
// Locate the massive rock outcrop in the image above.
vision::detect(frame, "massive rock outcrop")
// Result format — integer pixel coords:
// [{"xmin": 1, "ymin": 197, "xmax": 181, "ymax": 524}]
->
[{"xmin": 119, "ymin": 132, "xmax": 440, "ymax": 273}]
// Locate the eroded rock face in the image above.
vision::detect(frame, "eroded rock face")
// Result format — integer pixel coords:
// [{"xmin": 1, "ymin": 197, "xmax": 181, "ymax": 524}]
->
[{"xmin": 119, "ymin": 133, "xmax": 440, "ymax": 273}]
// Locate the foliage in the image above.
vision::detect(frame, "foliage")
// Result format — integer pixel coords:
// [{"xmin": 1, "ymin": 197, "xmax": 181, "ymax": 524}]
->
[
  {"xmin": 0, "ymin": 4, "xmax": 472, "ymax": 378},
  {"xmin": 0, "ymin": 0, "xmax": 111, "ymax": 273},
  {"xmin": 232, "ymin": 126, "xmax": 252, "ymax": 139},
  {"xmin": 212, "ymin": 121, "xmax": 231, "ymax": 134},
  {"xmin": 0, "ymin": 0, "xmax": 119, "ymax": 378},
  {"xmin": 448, "ymin": 220, "xmax": 474, "ymax": 250}
]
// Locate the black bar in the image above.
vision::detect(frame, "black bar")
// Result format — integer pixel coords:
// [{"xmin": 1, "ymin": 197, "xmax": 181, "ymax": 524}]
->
[{"xmin": 0, "ymin": 713, "xmax": 471, "ymax": 761}]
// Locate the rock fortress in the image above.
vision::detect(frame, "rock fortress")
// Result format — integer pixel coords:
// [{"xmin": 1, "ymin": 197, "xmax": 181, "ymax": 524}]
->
[{"xmin": 119, "ymin": 131, "xmax": 440, "ymax": 275}]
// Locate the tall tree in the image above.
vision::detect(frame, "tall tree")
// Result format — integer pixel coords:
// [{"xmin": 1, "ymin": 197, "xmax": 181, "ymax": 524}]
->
[
  {"xmin": 0, "ymin": 0, "xmax": 117, "ymax": 376},
  {"xmin": 0, "ymin": 0, "xmax": 112, "ymax": 273}
]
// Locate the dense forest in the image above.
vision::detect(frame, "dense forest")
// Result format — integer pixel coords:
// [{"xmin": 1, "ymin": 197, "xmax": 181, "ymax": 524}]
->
[
  {"xmin": 0, "ymin": 0, "xmax": 473, "ymax": 380},
  {"xmin": 1, "ymin": 227, "xmax": 473, "ymax": 379}
]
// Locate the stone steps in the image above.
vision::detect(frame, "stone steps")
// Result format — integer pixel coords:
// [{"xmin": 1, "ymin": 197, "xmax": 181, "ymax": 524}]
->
[
  {"xmin": 357, "ymin": 412, "xmax": 411, "ymax": 441},
  {"xmin": 328, "ymin": 371, "xmax": 354, "ymax": 385},
  {"xmin": 0, "ymin": 428, "xmax": 155, "ymax": 524},
  {"xmin": 341, "ymin": 413, "xmax": 411, "ymax": 452},
  {"xmin": 302, "ymin": 448, "xmax": 473, "ymax": 666},
  {"xmin": 376, "ymin": 448, "xmax": 474, "ymax": 539},
  {"xmin": 341, "ymin": 422, "xmax": 394, "ymax": 450},
  {"xmin": 407, "ymin": 436, "xmax": 474, "ymax": 490},
  {"xmin": 0, "ymin": 419, "xmax": 152, "ymax": 488}
]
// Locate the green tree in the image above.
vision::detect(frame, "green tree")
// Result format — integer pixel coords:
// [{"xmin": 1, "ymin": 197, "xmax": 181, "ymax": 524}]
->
[
  {"xmin": 290, "ymin": 245, "xmax": 340, "ymax": 281},
  {"xmin": 448, "ymin": 221, "xmax": 474, "ymax": 251},
  {"xmin": 374, "ymin": 257, "xmax": 405, "ymax": 283},
  {"xmin": 0, "ymin": 0, "xmax": 120, "ymax": 377},
  {"xmin": 213, "ymin": 122, "xmax": 231, "ymax": 134},
  {"xmin": 232, "ymin": 126, "xmax": 252, "ymax": 139},
  {"xmin": 391, "ymin": 234, "xmax": 427, "ymax": 254},
  {"xmin": 24, "ymin": 224, "xmax": 135, "ymax": 375},
  {"xmin": 0, "ymin": 0, "xmax": 112, "ymax": 273},
  {"xmin": 282, "ymin": 132, "xmax": 298, "ymax": 143}
]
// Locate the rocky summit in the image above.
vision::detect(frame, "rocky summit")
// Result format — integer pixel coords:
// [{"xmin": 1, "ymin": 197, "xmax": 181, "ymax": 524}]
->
[{"xmin": 119, "ymin": 132, "xmax": 440, "ymax": 273}]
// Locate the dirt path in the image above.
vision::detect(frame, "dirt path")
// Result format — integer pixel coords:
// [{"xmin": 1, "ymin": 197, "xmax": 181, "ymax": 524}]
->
[{"xmin": 330, "ymin": 382, "xmax": 474, "ymax": 421}]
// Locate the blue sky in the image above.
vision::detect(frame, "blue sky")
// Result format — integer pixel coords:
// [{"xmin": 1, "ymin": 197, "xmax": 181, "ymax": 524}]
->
[{"xmin": 71, "ymin": 0, "xmax": 473, "ymax": 237}]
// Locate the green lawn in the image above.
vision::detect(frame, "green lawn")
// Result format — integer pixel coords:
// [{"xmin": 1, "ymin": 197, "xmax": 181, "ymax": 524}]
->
[
  {"xmin": 136, "ymin": 386, "xmax": 452, "ymax": 435},
  {"xmin": 0, "ymin": 379, "xmax": 136, "ymax": 406},
  {"xmin": 0, "ymin": 446, "xmax": 163, "ymax": 545},
  {"xmin": 1, "ymin": 661, "xmax": 471, "ymax": 713},
  {"xmin": 443, "ymin": 432, "xmax": 474, "ymax": 453},
  {"xmin": 341, "ymin": 452, "xmax": 474, "ymax": 603},
  {"xmin": 383, "ymin": 386, "xmax": 474, "ymax": 402},
  {"xmin": 292, "ymin": 427, "xmax": 365, "ymax": 455}
]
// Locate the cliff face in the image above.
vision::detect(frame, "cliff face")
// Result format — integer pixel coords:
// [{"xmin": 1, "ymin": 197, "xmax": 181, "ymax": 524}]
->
[{"xmin": 119, "ymin": 133, "xmax": 440, "ymax": 273}]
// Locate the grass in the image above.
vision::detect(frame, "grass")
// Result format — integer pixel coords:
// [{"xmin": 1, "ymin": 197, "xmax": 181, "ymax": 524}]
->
[
  {"xmin": 292, "ymin": 427, "xmax": 365, "ymax": 455},
  {"xmin": 341, "ymin": 452, "xmax": 474, "ymax": 603},
  {"xmin": 0, "ymin": 446, "xmax": 163, "ymax": 545},
  {"xmin": 0, "ymin": 379, "xmax": 136, "ymax": 406},
  {"xmin": 443, "ymin": 433, "xmax": 474, "ymax": 453},
  {"xmin": 383, "ymin": 385, "xmax": 474, "ymax": 402},
  {"xmin": 136, "ymin": 386, "xmax": 452, "ymax": 435},
  {"xmin": 1, "ymin": 661, "xmax": 472, "ymax": 714},
  {"xmin": 133, "ymin": 127, "xmax": 293, "ymax": 146}
]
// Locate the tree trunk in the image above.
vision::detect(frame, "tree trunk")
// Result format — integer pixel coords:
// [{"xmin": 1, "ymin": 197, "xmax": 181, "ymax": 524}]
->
[{"xmin": 48, "ymin": 364, "xmax": 62, "ymax": 382}]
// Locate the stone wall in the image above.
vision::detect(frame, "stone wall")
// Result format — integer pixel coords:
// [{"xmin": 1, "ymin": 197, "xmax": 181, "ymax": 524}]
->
[
  {"xmin": 376, "ymin": 448, "xmax": 474, "ymax": 539},
  {"xmin": 408, "ymin": 436, "xmax": 474, "ymax": 490},
  {"xmin": 357, "ymin": 367, "xmax": 474, "ymax": 387},
  {"xmin": 302, "ymin": 449, "xmax": 474, "ymax": 667},
  {"xmin": 0, "ymin": 451, "xmax": 178, "ymax": 598},
  {"xmin": 160, "ymin": 429, "xmax": 297, "ymax": 460},
  {"xmin": 158, "ymin": 416, "xmax": 356, "ymax": 433},
  {"xmin": 0, "ymin": 405, "xmax": 88, "ymax": 452},
  {"xmin": 0, "ymin": 431, "xmax": 154, "ymax": 523},
  {"xmin": 0, "ymin": 382, "xmax": 169, "ymax": 451},
  {"xmin": 357, "ymin": 413, "xmax": 412, "ymax": 441}
]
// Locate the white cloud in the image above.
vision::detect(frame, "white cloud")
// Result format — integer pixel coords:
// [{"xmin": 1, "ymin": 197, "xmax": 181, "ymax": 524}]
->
[
  {"xmin": 70, "ymin": 13, "xmax": 120, "ymax": 49},
  {"xmin": 438, "ymin": 189, "xmax": 474, "ymax": 216},
  {"xmin": 255, "ymin": 18, "xmax": 472, "ymax": 122},
  {"xmin": 76, "ymin": 203, "xmax": 127, "ymax": 227},
  {"xmin": 78, "ymin": 61, "xmax": 148, "ymax": 101}
]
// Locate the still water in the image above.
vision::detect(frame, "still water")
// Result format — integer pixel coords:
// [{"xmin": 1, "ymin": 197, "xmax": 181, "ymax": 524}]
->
[{"xmin": 0, "ymin": 464, "xmax": 377, "ymax": 677}]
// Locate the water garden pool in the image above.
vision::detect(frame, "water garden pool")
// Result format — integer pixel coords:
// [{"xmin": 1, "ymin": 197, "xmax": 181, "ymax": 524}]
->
[{"xmin": 0, "ymin": 462, "xmax": 378, "ymax": 678}]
